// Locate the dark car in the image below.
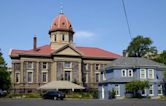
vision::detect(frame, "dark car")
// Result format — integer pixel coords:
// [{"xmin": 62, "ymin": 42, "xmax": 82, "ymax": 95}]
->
[{"xmin": 42, "ymin": 90, "xmax": 65, "ymax": 100}]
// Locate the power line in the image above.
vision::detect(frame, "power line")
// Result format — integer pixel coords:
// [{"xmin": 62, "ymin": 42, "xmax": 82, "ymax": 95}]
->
[{"xmin": 121, "ymin": 0, "xmax": 132, "ymax": 39}]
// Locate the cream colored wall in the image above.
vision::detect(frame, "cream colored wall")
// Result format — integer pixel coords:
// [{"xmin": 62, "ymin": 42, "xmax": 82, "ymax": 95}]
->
[{"xmin": 50, "ymin": 31, "xmax": 74, "ymax": 50}]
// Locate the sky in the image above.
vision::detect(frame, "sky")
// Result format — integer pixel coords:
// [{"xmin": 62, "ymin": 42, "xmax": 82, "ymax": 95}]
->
[{"xmin": 0, "ymin": 0, "xmax": 166, "ymax": 66}]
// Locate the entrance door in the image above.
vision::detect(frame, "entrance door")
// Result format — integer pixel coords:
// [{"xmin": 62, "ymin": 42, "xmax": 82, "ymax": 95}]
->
[{"xmin": 101, "ymin": 86, "xmax": 105, "ymax": 99}]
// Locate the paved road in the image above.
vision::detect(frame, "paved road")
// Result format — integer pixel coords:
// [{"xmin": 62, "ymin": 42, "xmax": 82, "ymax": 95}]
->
[{"xmin": 0, "ymin": 99, "xmax": 166, "ymax": 106}]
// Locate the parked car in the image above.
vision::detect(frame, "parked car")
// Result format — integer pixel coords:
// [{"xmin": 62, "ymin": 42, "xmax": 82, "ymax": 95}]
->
[
  {"xmin": 0, "ymin": 89, "xmax": 7, "ymax": 96},
  {"xmin": 42, "ymin": 90, "xmax": 65, "ymax": 100}
]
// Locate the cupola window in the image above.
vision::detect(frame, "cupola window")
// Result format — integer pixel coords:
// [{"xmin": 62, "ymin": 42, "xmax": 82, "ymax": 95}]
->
[
  {"xmin": 54, "ymin": 35, "xmax": 56, "ymax": 42},
  {"xmin": 62, "ymin": 34, "xmax": 65, "ymax": 41}
]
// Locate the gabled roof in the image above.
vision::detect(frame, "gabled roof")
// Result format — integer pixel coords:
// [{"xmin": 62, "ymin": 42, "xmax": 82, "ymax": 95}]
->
[
  {"xmin": 10, "ymin": 45, "xmax": 120, "ymax": 59},
  {"xmin": 10, "ymin": 45, "xmax": 52, "ymax": 57},
  {"xmin": 76, "ymin": 47, "xmax": 120, "ymax": 59},
  {"xmin": 105, "ymin": 57, "xmax": 166, "ymax": 69}
]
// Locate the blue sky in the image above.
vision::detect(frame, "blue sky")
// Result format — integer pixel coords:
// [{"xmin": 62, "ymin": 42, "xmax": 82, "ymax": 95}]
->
[{"xmin": 0, "ymin": 0, "xmax": 166, "ymax": 66}]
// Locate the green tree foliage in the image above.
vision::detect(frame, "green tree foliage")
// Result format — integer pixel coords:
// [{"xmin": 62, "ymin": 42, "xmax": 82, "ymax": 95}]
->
[
  {"xmin": 154, "ymin": 50, "xmax": 166, "ymax": 65},
  {"xmin": 126, "ymin": 35, "xmax": 157, "ymax": 58},
  {"xmin": 125, "ymin": 80, "xmax": 149, "ymax": 97},
  {"xmin": 0, "ymin": 49, "xmax": 11, "ymax": 90}
]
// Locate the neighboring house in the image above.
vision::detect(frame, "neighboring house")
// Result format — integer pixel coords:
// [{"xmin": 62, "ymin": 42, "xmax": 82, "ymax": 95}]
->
[
  {"xmin": 9, "ymin": 12, "xmax": 120, "ymax": 93},
  {"xmin": 98, "ymin": 57, "xmax": 166, "ymax": 99}
]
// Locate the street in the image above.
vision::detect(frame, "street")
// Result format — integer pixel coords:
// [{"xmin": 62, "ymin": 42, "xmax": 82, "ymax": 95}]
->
[{"xmin": 0, "ymin": 99, "xmax": 166, "ymax": 106}]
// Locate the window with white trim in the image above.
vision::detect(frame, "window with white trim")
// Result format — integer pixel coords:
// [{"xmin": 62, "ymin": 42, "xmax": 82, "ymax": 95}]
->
[
  {"xmin": 42, "ymin": 71, "xmax": 48, "ymax": 83},
  {"xmin": 140, "ymin": 69, "xmax": 146, "ymax": 79},
  {"xmin": 85, "ymin": 72, "xmax": 88, "ymax": 83},
  {"xmin": 148, "ymin": 69, "xmax": 154, "ymax": 79},
  {"xmin": 64, "ymin": 62, "xmax": 72, "ymax": 68},
  {"xmin": 128, "ymin": 69, "xmax": 133, "ymax": 77},
  {"xmin": 27, "ymin": 71, "xmax": 33, "ymax": 83},
  {"xmin": 121, "ymin": 69, "xmax": 127, "ymax": 77},
  {"xmin": 149, "ymin": 85, "xmax": 154, "ymax": 96},
  {"xmin": 15, "ymin": 72, "xmax": 20, "ymax": 83},
  {"xmin": 115, "ymin": 85, "xmax": 120, "ymax": 96},
  {"xmin": 158, "ymin": 84, "xmax": 163, "ymax": 95}
]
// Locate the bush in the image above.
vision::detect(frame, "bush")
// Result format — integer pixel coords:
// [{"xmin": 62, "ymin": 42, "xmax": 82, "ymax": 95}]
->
[
  {"xmin": 5, "ymin": 93, "xmax": 41, "ymax": 98},
  {"xmin": 109, "ymin": 89, "xmax": 116, "ymax": 99}
]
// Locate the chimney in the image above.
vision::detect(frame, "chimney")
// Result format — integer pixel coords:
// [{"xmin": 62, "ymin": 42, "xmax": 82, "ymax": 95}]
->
[
  {"xmin": 123, "ymin": 50, "xmax": 128, "ymax": 57},
  {"xmin": 33, "ymin": 36, "xmax": 37, "ymax": 50}
]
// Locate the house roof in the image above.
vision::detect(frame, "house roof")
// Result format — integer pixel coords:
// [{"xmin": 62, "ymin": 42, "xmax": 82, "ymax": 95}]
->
[
  {"xmin": 105, "ymin": 57, "xmax": 166, "ymax": 69},
  {"xmin": 10, "ymin": 45, "xmax": 120, "ymax": 59}
]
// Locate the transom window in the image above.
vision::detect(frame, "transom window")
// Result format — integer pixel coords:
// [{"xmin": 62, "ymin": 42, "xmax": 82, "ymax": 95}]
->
[
  {"xmin": 84, "ymin": 64, "xmax": 89, "ymax": 70},
  {"xmin": 95, "ymin": 64, "xmax": 100, "ymax": 70},
  {"xmin": 148, "ymin": 69, "xmax": 154, "ymax": 79},
  {"xmin": 42, "ymin": 62, "xmax": 48, "ymax": 69},
  {"xmin": 158, "ymin": 85, "xmax": 163, "ymax": 95},
  {"xmin": 64, "ymin": 62, "xmax": 72, "ymax": 68},
  {"xmin": 121, "ymin": 69, "xmax": 127, "ymax": 77},
  {"xmin": 27, "ymin": 62, "xmax": 33, "ymax": 69},
  {"xmin": 140, "ymin": 69, "xmax": 146, "ymax": 79},
  {"xmin": 128, "ymin": 69, "xmax": 133, "ymax": 77}
]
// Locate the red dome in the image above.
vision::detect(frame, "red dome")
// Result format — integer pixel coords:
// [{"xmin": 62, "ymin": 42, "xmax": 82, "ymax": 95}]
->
[{"xmin": 49, "ymin": 13, "xmax": 74, "ymax": 34}]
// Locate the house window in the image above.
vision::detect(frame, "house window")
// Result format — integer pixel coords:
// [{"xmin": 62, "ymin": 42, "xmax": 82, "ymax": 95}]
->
[
  {"xmin": 95, "ymin": 64, "xmax": 99, "ymax": 70},
  {"xmin": 85, "ymin": 72, "xmax": 88, "ymax": 83},
  {"xmin": 128, "ymin": 69, "xmax": 133, "ymax": 77},
  {"xmin": 42, "ymin": 62, "xmax": 48, "ymax": 69},
  {"xmin": 64, "ymin": 71, "xmax": 71, "ymax": 81},
  {"xmin": 54, "ymin": 35, "xmax": 56, "ymax": 41},
  {"xmin": 27, "ymin": 71, "xmax": 33, "ymax": 83},
  {"xmin": 42, "ymin": 71, "xmax": 48, "ymax": 83},
  {"xmin": 148, "ymin": 69, "xmax": 154, "ymax": 79},
  {"xmin": 149, "ymin": 85, "xmax": 154, "ymax": 96},
  {"xmin": 64, "ymin": 62, "xmax": 72, "ymax": 69},
  {"xmin": 95, "ymin": 73, "xmax": 100, "ymax": 82},
  {"xmin": 140, "ymin": 69, "xmax": 146, "ymax": 79},
  {"xmin": 142, "ymin": 89, "xmax": 146, "ymax": 96},
  {"xmin": 15, "ymin": 72, "xmax": 20, "ymax": 83},
  {"xmin": 158, "ymin": 85, "xmax": 163, "ymax": 95},
  {"xmin": 84, "ymin": 64, "xmax": 89, "ymax": 70},
  {"xmin": 115, "ymin": 85, "xmax": 120, "ymax": 96},
  {"xmin": 62, "ymin": 34, "xmax": 65, "ymax": 41},
  {"xmin": 27, "ymin": 62, "xmax": 33, "ymax": 69},
  {"xmin": 121, "ymin": 69, "xmax": 127, "ymax": 77}
]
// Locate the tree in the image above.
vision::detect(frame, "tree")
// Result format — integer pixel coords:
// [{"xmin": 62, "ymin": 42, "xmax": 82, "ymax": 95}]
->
[
  {"xmin": 126, "ymin": 35, "xmax": 157, "ymax": 58},
  {"xmin": 0, "ymin": 49, "xmax": 11, "ymax": 90},
  {"xmin": 154, "ymin": 50, "xmax": 166, "ymax": 65},
  {"xmin": 125, "ymin": 80, "xmax": 149, "ymax": 97}
]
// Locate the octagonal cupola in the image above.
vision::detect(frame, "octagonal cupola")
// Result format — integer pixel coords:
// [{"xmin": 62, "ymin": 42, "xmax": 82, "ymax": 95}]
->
[{"xmin": 49, "ymin": 12, "xmax": 75, "ymax": 50}]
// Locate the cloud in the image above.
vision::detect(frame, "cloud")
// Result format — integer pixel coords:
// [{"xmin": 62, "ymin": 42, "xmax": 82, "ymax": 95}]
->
[{"xmin": 75, "ymin": 31, "xmax": 95, "ymax": 38}]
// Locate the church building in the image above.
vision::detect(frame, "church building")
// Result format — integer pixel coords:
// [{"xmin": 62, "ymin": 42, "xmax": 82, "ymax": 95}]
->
[{"xmin": 9, "ymin": 12, "xmax": 120, "ymax": 93}]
